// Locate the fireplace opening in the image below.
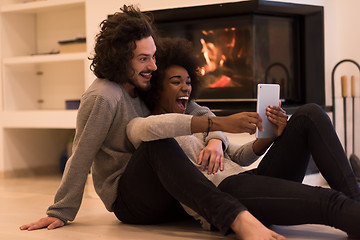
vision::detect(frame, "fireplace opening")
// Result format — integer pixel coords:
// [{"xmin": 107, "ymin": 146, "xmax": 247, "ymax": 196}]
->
[
  {"xmin": 149, "ymin": 0, "xmax": 325, "ymax": 115},
  {"xmin": 158, "ymin": 14, "xmax": 298, "ymax": 101}
]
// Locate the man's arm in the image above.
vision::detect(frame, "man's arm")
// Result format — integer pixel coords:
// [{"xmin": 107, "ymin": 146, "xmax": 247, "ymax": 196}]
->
[
  {"xmin": 185, "ymin": 101, "xmax": 229, "ymax": 149},
  {"xmin": 21, "ymin": 95, "xmax": 114, "ymax": 231},
  {"xmin": 127, "ymin": 114, "xmax": 193, "ymax": 148},
  {"xmin": 47, "ymin": 95, "xmax": 113, "ymax": 221}
]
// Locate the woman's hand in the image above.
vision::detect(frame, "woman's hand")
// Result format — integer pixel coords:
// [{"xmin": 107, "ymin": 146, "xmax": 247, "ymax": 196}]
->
[
  {"xmin": 20, "ymin": 217, "xmax": 65, "ymax": 231},
  {"xmin": 198, "ymin": 139, "xmax": 224, "ymax": 174},
  {"xmin": 266, "ymin": 102, "xmax": 288, "ymax": 137},
  {"xmin": 252, "ymin": 103, "xmax": 288, "ymax": 155},
  {"xmin": 231, "ymin": 210, "xmax": 286, "ymax": 240}
]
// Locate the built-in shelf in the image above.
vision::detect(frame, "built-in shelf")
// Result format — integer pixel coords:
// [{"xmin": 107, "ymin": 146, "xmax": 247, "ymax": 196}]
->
[
  {"xmin": 2, "ymin": 110, "xmax": 77, "ymax": 129},
  {"xmin": 0, "ymin": 0, "xmax": 87, "ymax": 173},
  {"xmin": 1, "ymin": 0, "xmax": 87, "ymax": 111},
  {"xmin": 3, "ymin": 52, "xmax": 87, "ymax": 65}
]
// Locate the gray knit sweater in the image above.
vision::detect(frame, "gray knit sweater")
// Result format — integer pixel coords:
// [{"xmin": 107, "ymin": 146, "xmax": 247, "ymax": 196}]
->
[{"xmin": 46, "ymin": 78, "xmax": 228, "ymax": 223}]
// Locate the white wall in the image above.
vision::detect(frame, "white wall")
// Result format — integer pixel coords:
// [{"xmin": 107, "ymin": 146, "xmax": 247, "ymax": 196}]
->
[{"xmin": 333, "ymin": 0, "xmax": 360, "ymax": 158}]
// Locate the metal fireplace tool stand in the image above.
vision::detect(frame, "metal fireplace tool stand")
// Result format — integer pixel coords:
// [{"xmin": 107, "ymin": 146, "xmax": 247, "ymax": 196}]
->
[{"xmin": 331, "ymin": 59, "xmax": 360, "ymax": 179}]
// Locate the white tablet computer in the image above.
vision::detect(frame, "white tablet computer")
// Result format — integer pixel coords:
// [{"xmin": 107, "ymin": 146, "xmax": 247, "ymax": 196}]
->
[{"xmin": 256, "ymin": 84, "xmax": 280, "ymax": 138}]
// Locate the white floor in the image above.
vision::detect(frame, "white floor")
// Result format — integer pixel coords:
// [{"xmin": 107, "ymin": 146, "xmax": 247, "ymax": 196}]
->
[{"xmin": 0, "ymin": 174, "xmax": 350, "ymax": 240}]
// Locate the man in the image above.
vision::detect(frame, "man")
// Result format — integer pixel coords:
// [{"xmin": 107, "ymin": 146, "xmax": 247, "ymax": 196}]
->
[{"xmin": 20, "ymin": 4, "xmax": 245, "ymax": 236}]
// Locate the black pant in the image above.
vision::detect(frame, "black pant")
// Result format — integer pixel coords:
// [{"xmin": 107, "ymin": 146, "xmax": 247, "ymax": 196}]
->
[
  {"xmin": 114, "ymin": 138, "xmax": 245, "ymax": 234},
  {"xmin": 257, "ymin": 103, "xmax": 360, "ymax": 200},
  {"xmin": 219, "ymin": 103, "xmax": 360, "ymax": 236},
  {"xmin": 114, "ymin": 103, "xmax": 360, "ymax": 236}
]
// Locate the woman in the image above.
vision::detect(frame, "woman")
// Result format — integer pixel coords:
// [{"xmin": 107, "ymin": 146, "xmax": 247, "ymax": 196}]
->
[{"xmin": 128, "ymin": 38, "xmax": 360, "ymax": 239}]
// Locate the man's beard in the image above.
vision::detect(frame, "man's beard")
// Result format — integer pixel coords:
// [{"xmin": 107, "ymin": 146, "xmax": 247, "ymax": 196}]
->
[{"xmin": 127, "ymin": 77, "xmax": 151, "ymax": 94}]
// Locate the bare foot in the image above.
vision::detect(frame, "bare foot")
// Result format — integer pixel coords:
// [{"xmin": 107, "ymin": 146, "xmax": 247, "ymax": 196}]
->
[{"xmin": 231, "ymin": 210, "xmax": 286, "ymax": 240}]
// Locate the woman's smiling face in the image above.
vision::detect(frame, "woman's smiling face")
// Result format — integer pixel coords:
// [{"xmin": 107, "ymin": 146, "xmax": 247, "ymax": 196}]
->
[{"xmin": 156, "ymin": 65, "xmax": 192, "ymax": 114}]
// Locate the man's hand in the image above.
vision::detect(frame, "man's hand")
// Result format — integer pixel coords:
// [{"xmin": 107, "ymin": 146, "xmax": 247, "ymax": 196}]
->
[
  {"xmin": 198, "ymin": 139, "xmax": 224, "ymax": 174},
  {"xmin": 191, "ymin": 112, "xmax": 263, "ymax": 135},
  {"xmin": 20, "ymin": 217, "xmax": 65, "ymax": 231},
  {"xmin": 218, "ymin": 112, "xmax": 263, "ymax": 135}
]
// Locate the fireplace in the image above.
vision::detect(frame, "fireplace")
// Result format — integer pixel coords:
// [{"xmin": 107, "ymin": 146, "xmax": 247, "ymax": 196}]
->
[{"xmin": 148, "ymin": 0, "xmax": 325, "ymax": 115}]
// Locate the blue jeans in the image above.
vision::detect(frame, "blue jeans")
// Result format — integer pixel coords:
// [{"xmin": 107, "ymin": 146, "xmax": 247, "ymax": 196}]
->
[{"xmin": 114, "ymin": 103, "xmax": 360, "ymax": 236}]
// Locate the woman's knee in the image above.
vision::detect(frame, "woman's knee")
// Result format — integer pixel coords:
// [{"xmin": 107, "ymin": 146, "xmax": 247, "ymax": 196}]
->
[
  {"xmin": 296, "ymin": 103, "xmax": 323, "ymax": 116},
  {"xmin": 289, "ymin": 103, "xmax": 333, "ymax": 134},
  {"xmin": 293, "ymin": 103, "xmax": 330, "ymax": 122}
]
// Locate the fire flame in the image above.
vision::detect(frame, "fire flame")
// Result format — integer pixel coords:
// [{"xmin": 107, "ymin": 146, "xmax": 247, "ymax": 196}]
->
[{"xmin": 200, "ymin": 28, "xmax": 239, "ymax": 88}]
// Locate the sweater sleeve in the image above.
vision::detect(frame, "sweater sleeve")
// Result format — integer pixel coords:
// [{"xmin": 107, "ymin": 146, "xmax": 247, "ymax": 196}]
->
[
  {"xmin": 127, "ymin": 113, "xmax": 192, "ymax": 149},
  {"xmin": 226, "ymin": 140, "xmax": 260, "ymax": 166},
  {"xmin": 185, "ymin": 101, "xmax": 229, "ymax": 150},
  {"xmin": 46, "ymin": 95, "xmax": 114, "ymax": 222}
]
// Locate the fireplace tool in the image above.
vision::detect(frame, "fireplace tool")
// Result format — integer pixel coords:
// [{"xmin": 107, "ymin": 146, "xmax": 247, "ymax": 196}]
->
[
  {"xmin": 341, "ymin": 74, "xmax": 360, "ymax": 180},
  {"xmin": 350, "ymin": 75, "xmax": 360, "ymax": 180},
  {"xmin": 341, "ymin": 75, "xmax": 348, "ymax": 155},
  {"xmin": 331, "ymin": 59, "xmax": 360, "ymax": 180}
]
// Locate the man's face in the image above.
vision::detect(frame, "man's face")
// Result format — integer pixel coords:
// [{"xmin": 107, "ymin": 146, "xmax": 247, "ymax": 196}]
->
[{"xmin": 129, "ymin": 36, "xmax": 157, "ymax": 91}]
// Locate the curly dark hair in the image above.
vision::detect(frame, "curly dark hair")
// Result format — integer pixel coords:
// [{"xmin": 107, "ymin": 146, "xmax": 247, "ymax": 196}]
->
[
  {"xmin": 141, "ymin": 37, "xmax": 203, "ymax": 111},
  {"xmin": 89, "ymin": 5, "xmax": 159, "ymax": 84}
]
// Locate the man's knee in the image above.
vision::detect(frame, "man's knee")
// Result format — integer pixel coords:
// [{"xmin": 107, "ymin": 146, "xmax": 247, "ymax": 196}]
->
[
  {"xmin": 140, "ymin": 138, "xmax": 180, "ymax": 153},
  {"xmin": 144, "ymin": 138, "xmax": 177, "ymax": 147}
]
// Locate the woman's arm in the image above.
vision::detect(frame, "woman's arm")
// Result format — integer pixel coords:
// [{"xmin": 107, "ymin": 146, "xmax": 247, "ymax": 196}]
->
[
  {"xmin": 227, "ymin": 141, "xmax": 260, "ymax": 167},
  {"xmin": 198, "ymin": 139, "xmax": 224, "ymax": 174},
  {"xmin": 185, "ymin": 101, "xmax": 228, "ymax": 174}
]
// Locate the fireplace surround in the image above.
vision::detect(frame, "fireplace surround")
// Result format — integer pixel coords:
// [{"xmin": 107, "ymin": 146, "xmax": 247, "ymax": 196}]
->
[{"xmin": 148, "ymin": 0, "xmax": 325, "ymax": 115}]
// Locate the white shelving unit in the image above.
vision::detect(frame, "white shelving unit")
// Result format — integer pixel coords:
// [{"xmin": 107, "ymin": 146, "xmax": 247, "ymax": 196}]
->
[{"xmin": 0, "ymin": 0, "xmax": 88, "ymax": 176}]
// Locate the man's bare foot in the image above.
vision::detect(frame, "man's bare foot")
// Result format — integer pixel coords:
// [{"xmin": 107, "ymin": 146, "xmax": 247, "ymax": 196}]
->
[{"xmin": 231, "ymin": 210, "xmax": 286, "ymax": 240}]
